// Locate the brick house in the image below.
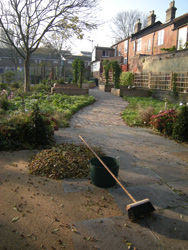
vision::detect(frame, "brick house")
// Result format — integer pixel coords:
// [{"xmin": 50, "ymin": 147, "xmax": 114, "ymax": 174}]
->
[
  {"xmin": 91, "ymin": 1, "xmax": 188, "ymax": 80},
  {"xmin": 112, "ymin": 1, "xmax": 188, "ymax": 73}
]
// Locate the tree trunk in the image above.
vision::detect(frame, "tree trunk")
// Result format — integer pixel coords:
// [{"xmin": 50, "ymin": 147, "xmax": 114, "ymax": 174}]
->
[{"xmin": 24, "ymin": 54, "xmax": 31, "ymax": 92}]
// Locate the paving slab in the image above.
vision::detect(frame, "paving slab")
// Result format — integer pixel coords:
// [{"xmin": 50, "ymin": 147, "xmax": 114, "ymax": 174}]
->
[
  {"xmin": 141, "ymin": 206, "xmax": 188, "ymax": 249},
  {"xmin": 167, "ymin": 180, "xmax": 188, "ymax": 202},
  {"xmin": 109, "ymin": 183, "xmax": 188, "ymax": 213},
  {"xmin": 72, "ymin": 216, "xmax": 161, "ymax": 250},
  {"xmin": 119, "ymin": 167, "xmax": 162, "ymax": 186}
]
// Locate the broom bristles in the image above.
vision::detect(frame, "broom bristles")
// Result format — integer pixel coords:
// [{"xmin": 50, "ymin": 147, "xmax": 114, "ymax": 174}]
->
[{"xmin": 126, "ymin": 198, "xmax": 155, "ymax": 221}]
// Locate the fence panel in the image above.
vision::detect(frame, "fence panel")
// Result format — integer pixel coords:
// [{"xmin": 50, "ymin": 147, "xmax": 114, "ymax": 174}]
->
[{"xmin": 133, "ymin": 71, "xmax": 188, "ymax": 94}]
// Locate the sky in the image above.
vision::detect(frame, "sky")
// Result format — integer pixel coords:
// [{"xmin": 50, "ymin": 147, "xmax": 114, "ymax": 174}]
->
[{"xmin": 72, "ymin": 0, "xmax": 187, "ymax": 54}]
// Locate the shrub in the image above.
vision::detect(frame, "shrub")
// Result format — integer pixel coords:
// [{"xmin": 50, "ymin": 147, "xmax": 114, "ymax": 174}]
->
[
  {"xmin": 120, "ymin": 72, "xmax": 133, "ymax": 86},
  {"xmin": 0, "ymin": 83, "xmax": 8, "ymax": 90},
  {"xmin": 150, "ymin": 109, "xmax": 177, "ymax": 136},
  {"xmin": 0, "ymin": 102, "xmax": 55, "ymax": 150},
  {"xmin": 172, "ymin": 105, "xmax": 188, "ymax": 142},
  {"xmin": 138, "ymin": 106, "xmax": 155, "ymax": 126}
]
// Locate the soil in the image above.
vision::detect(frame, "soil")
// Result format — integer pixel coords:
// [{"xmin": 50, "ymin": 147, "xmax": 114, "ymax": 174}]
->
[{"xmin": 0, "ymin": 150, "xmax": 122, "ymax": 250}]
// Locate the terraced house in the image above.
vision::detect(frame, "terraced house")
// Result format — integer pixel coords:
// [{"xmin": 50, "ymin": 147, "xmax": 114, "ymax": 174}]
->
[{"xmin": 91, "ymin": 1, "xmax": 188, "ymax": 78}]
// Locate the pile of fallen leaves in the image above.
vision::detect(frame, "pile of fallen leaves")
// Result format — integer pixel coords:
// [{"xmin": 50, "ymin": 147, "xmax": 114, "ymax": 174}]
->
[{"xmin": 28, "ymin": 143, "xmax": 104, "ymax": 179}]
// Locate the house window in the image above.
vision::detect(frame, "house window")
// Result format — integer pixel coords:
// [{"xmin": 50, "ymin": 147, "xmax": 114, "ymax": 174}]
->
[
  {"xmin": 118, "ymin": 48, "xmax": 121, "ymax": 56},
  {"xmin": 158, "ymin": 30, "xmax": 164, "ymax": 46},
  {"xmin": 133, "ymin": 41, "xmax": 136, "ymax": 51},
  {"xmin": 124, "ymin": 40, "xmax": 128, "ymax": 52},
  {"xmin": 114, "ymin": 46, "xmax": 117, "ymax": 57},
  {"xmin": 124, "ymin": 57, "xmax": 127, "ymax": 64},
  {"xmin": 102, "ymin": 50, "xmax": 109, "ymax": 57},
  {"xmin": 19, "ymin": 59, "xmax": 22, "ymax": 63},
  {"xmin": 178, "ymin": 27, "xmax": 187, "ymax": 50},
  {"xmin": 137, "ymin": 38, "xmax": 142, "ymax": 51},
  {"xmin": 147, "ymin": 40, "xmax": 151, "ymax": 52},
  {"xmin": 53, "ymin": 60, "xmax": 58, "ymax": 64}
]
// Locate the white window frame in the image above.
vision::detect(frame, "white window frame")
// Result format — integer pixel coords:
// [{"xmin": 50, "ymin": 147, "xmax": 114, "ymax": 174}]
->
[
  {"xmin": 124, "ymin": 57, "xmax": 127, "ymax": 64},
  {"xmin": 124, "ymin": 40, "xmax": 128, "ymax": 52},
  {"xmin": 137, "ymin": 38, "xmax": 142, "ymax": 51},
  {"xmin": 178, "ymin": 27, "xmax": 187, "ymax": 50},
  {"xmin": 158, "ymin": 30, "xmax": 164, "ymax": 46},
  {"xmin": 118, "ymin": 48, "xmax": 121, "ymax": 56},
  {"xmin": 147, "ymin": 39, "xmax": 151, "ymax": 52},
  {"xmin": 133, "ymin": 41, "xmax": 136, "ymax": 51}
]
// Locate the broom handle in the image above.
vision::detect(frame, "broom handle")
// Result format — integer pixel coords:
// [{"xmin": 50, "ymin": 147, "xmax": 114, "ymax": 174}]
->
[{"xmin": 79, "ymin": 135, "xmax": 137, "ymax": 203}]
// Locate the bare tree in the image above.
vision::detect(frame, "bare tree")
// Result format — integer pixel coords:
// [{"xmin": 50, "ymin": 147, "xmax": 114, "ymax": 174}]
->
[
  {"xmin": 0, "ymin": 0, "xmax": 99, "ymax": 91},
  {"xmin": 110, "ymin": 10, "xmax": 148, "ymax": 43}
]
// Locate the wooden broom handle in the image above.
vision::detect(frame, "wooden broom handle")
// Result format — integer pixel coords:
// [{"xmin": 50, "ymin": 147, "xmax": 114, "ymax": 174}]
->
[{"xmin": 79, "ymin": 135, "xmax": 137, "ymax": 203}]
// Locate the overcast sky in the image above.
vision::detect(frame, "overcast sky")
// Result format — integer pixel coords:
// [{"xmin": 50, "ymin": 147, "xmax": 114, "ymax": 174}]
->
[{"xmin": 72, "ymin": 0, "xmax": 187, "ymax": 54}]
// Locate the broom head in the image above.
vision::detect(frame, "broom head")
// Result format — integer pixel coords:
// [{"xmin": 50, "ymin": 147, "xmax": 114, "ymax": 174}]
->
[{"xmin": 126, "ymin": 198, "xmax": 155, "ymax": 221}]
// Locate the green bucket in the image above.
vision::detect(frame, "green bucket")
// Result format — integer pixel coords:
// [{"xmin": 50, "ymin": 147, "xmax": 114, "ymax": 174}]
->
[{"xmin": 89, "ymin": 156, "xmax": 119, "ymax": 188}]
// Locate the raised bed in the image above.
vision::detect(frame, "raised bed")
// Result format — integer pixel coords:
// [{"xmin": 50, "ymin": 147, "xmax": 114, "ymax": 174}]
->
[
  {"xmin": 82, "ymin": 82, "xmax": 96, "ymax": 89},
  {"xmin": 51, "ymin": 84, "xmax": 89, "ymax": 95},
  {"xmin": 99, "ymin": 84, "xmax": 114, "ymax": 92}
]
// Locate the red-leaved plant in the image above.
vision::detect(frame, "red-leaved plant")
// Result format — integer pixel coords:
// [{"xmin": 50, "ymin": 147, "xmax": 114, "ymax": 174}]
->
[{"xmin": 150, "ymin": 109, "xmax": 177, "ymax": 136}]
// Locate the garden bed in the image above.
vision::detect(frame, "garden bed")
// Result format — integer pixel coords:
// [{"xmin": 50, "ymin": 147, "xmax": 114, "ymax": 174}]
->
[{"xmin": 99, "ymin": 84, "xmax": 114, "ymax": 92}]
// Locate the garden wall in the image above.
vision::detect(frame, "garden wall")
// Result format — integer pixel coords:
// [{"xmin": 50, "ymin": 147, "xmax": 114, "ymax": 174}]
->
[{"xmin": 143, "ymin": 49, "xmax": 188, "ymax": 73}]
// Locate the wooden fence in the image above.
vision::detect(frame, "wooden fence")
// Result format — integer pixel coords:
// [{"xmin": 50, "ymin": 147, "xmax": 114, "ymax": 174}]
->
[{"xmin": 133, "ymin": 71, "xmax": 188, "ymax": 93}]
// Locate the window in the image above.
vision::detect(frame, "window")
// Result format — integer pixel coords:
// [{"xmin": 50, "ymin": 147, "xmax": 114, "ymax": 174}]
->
[
  {"xmin": 114, "ymin": 46, "xmax": 117, "ymax": 57},
  {"xmin": 158, "ymin": 30, "xmax": 164, "ymax": 46},
  {"xmin": 124, "ymin": 57, "xmax": 127, "ymax": 64},
  {"xmin": 124, "ymin": 40, "xmax": 128, "ymax": 52},
  {"xmin": 178, "ymin": 27, "xmax": 187, "ymax": 50},
  {"xmin": 133, "ymin": 41, "xmax": 136, "ymax": 51},
  {"xmin": 19, "ymin": 59, "xmax": 22, "ymax": 63},
  {"xmin": 137, "ymin": 38, "xmax": 142, "ymax": 51},
  {"xmin": 102, "ymin": 50, "xmax": 109, "ymax": 57},
  {"xmin": 118, "ymin": 48, "xmax": 121, "ymax": 56},
  {"xmin": 147, "ymin": 40, "xmax": 151, "ymax": 52}
]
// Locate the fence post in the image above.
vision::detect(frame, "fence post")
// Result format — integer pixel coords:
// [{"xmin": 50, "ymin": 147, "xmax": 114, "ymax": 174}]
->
[
  {"xmin": 148, "ymin": 71, "xmax": 151, "ymax": 89},
  {"xmin": 170, "ymin": 72, "xmax": 173, "ymax": 91}
]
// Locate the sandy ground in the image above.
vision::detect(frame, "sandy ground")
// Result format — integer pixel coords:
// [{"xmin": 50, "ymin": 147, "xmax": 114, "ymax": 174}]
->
[{"xmin": 0, "ymin": 150, "xmax": 122, "ymax": 250}]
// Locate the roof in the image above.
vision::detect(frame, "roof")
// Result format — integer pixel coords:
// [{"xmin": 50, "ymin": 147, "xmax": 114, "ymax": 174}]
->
[{"xmin": 131, "ymin": 12, "xmax": 188, "ymax": 40}]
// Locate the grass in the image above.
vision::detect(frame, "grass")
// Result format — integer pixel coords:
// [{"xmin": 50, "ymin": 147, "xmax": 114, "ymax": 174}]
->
[
  {"xmin": 0, "ymin": 90, "xmax": 95, "ymax": 128},
  {"xmin": 121, "ymin": 96, "xmax": 180, "ymax": 127}
]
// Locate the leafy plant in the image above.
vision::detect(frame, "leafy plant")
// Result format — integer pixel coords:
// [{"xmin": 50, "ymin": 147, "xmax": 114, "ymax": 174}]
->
[
  {"xmin": 138, "ymin": 106, "xmax": 155, "ymax": 126},
  {"xmin": 120, "ymin": 72, "xmax": 133, "ymax": 86},
  {"xmin": 102, "ymin": 59, "xmax": 111, "ymax": 85},
  {"xmin": 172, "ymin": 105, "xmax": 188, "ymax": 142},
  {"xmin": 150, "ymin": 109, "xmax": 177, "ymax": 136},
  {"xmin": 0, "ymin": 83, "xmax": 8, "ymax": 90},
  {"xmin": 111, "ymin": 60, "xmax": 122, "ymax": 88}
]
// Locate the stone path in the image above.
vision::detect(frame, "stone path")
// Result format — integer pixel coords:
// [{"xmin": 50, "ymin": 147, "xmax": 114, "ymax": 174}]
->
[{"xmin": 55, "ymin": 87, "xmax": 188, "ymax": 250}]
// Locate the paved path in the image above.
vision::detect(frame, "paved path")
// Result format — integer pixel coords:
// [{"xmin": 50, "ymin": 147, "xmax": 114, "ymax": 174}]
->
[{"xmin": 55, "ymin": 88, "xmax": 188, "ymax": 250}]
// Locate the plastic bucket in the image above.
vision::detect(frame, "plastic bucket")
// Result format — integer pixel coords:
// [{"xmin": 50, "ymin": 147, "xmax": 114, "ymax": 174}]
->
[{"xmin": 89, "ymin": 156, "xmax": 119, "ymax": 188}]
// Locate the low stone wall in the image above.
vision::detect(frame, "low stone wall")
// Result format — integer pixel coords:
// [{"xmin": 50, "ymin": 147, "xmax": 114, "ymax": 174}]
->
[
  {"xmin": 152, "ymin": 90, "xmax": 188, "ymax": 104},
  {"xmin": 51, "ymin": 87, "xmax": 89, "ymax": 95},
  {"xmin": 99, "ymin": 84, "xmax": 114, "ymax": 92}
]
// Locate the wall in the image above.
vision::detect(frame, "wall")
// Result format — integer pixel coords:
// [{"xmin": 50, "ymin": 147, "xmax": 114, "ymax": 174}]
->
[{"xmin": 143, "ymin": 49, "xmax": 188, "ymax": 72}]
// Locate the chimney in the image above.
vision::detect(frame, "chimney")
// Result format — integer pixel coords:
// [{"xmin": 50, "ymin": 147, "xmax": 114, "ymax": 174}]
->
[
  {"xmin": 134, "ymin": 19, "xmax": 142, "ymax": 33},
  {"xmin": 166, "ymin": 1, "xmax": 177, "ymax": 22},
  {"xmin": 147, "ymin": 10, "xmax": 156, "ymax": 26}
]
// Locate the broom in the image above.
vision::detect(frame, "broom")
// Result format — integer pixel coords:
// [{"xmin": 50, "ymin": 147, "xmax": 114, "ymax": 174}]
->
[{"xmin": 79, "ymin": 135, "xmax": 155, "ymax": 221}]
